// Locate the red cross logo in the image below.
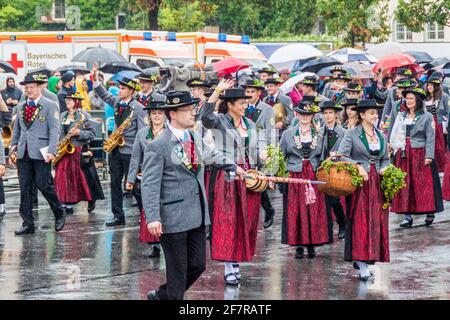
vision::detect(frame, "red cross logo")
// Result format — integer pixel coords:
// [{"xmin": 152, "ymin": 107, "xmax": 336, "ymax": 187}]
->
[{"xmin": 6, "ymin": 53, "xmax": 24, "ymax": 73}]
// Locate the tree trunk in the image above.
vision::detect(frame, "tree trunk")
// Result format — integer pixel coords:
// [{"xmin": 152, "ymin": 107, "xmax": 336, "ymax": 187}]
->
[{"xmin": 148, "ymin": 1, "xmax": 161, "ymax": 30}]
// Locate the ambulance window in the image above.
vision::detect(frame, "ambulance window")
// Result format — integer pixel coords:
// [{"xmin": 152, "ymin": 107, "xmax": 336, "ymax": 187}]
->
[{"xmin": 136, "ymin": 59, "xmax": 160, "ymax": 69}]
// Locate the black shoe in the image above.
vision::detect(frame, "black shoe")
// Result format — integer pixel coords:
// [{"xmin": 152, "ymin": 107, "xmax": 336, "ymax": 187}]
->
[
  {"xmin": 147, "ymin": 246, "xmax": 161, "ymax": 258},
  {"xmin": 359, "ymin": 274, "xmax": 375, "ymax": 282},
  {"xmin": 224, "ymin": 273, "xmax": 239, "ymax": 286},
  {"xmin": 338, "ymin": 223, "xmax": 346, "ymax": 240},
  {"xmin": 87, "ymin": 201, "xmax": 96, "ymax": 213},
  {"xmin": 0, "ymin": 210, "xmax": 5, "ymax": 222},
  {"xmin": 232, "ymin": 263, "xmax": 241, "ymax": 281},
  {"xmin": 263, "ymin": 209, "xmax": 275, "ymax": 229},
  {"xmin": 400, "ymin": 218, "xmax": 413, "ymax": 228},
  {"xmin": 307, "ymin": 247, "xmax": 317, "ymax": 259},
  {"xmin": 353, "ymin": 261, "xmax": 359, "ymax": 270},
  {"xmin": 15, "ymin": 225, "xmax": 35, "ymax": 236},
  {"xmin": 295, "ymin": 247, "xmax": 304, "ymax": 259},
  {"xmin": 105, "ymin": 217, "xmax": 125, "ymax": 227},
  {"xmin": 425, "ymin": 215, "xmax": 435, "ymax": 227},
  {"xmin": 147, "ymin": 290, "xmax": 159, "ymax": 300},
  {"xmin": 55, "ymin": 214, "xmax": 66, "ymax": 232},
  {"xmin": 65, "ymin": 208, "xmax": 74, "ymax": 215}
]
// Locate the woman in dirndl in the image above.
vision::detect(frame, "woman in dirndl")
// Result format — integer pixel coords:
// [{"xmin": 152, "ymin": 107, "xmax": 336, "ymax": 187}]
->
[
  {"xmin": 54, "ymin": 91, "xmax": 95, "ymax": 214},
  {"xmin": 424, "ymin": 75, "xmax": 450, "ymax": 173},
  {"xmin": 202, "ymin": 80, "xmax": 264, "ymax": 286},
  {"xmin": 443, "ymin": 119, "xmax": 450, "ymax": 201},
  {"xmin": 390, "ymin": 87, "xmax": 444, "ymax": 227},
  {"xmin": 280, "ymin": 98, "xmax": 331, "ymax": 259},
  {"xmin": 341, "ymin": 98, "xmax": 359, "ymax": 130},
  {"xmin": 126, "ymin": 101, "xmax": 166, "ymax": 258},
  {"xmin": 338, "ymin": 99, "xmax": 390, "ymax": 281}
]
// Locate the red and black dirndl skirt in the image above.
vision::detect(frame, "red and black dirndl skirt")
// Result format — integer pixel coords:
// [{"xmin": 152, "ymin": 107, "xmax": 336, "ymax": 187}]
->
[
  {"xmin": 433, "ymin": 115, "xmax": 446, "ymax": 173},
  {"xmin": 391, "ymin": 139, "xmax": 443, "ymax": 214},
  {"xmin": 281, "ymin": 160, "xmax": 331, "ymax": 246},
  {"xmin": 140, "ymin": 209, "xmax": 160, "ymax": 244},
  {"xmin": 344, "ymin": 164, "xmax": 389, "ymax": 263},
  {"xmin": 209, "ymin": 166, "xmax": 261, "ymax": 262},
  {"xmin": 443, "ymin": 152, "xmax": 450, "ymax": 201},
  {"xmin": 55, "ymin": 146, "xmax": 92, "ymax": 203}
]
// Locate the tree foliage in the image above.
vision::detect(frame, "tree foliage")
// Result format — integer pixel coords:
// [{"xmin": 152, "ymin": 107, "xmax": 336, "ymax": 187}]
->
[{"xmin": 395, "ymin": 0, "xmax": 450, "ymax": 32}]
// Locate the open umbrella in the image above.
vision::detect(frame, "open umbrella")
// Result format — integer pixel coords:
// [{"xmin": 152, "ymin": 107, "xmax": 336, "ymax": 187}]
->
[
  {"xmin": 423, "ymin": 57, "xmax": 450, "ymax": 70},
  {"xmin": 28, "ymin": 67, "xmax": 53, "ymax": 77},
  {"xmin": 300, "ymin": 57, "xmax": 342, "ymax": 74},
  {"xmin": 110, "ymin": 70, "xmax": 141, "ymax": 82},
  {"xmin": 99, "ymin": 62, "xmax": 142, "ymax": 74},
  {"xmin": 372, "ymin": 53, "xmax": 416, "ymax": 73},
  {"xmin": 0, "ymin": 59, "xmax": 17, "ymax": 74},
  {"xmin": 404, "ymin": 51, "xmax": 433, "ymax": 64},
  {"xmin": 268, "ymin": 44, "xmax": 323, "ymax": 70},
  {"xmin": 213, "ymin": 58, "xmax": 251, "ymax": 78},
  {"xmin": 327, "ymin": 48, "xmax": 378, "ymax": 64},
  {"xmin": 56, "ymin": 64, "xmax": 90, "ymax": 75},
  {"xmin": 72, "ymin": 47, "xmax": 127, "ymax": 65},
  {"xmin": 366, "ymin": 42, "xmax": 405, "ymax": 59},
  {"xmin": 279, "ymin": 72, "xmax": 317, "ymax": 95},
  {"xmin": 343, "ymin": 61, "xmax": 376, "ymax": 79}
]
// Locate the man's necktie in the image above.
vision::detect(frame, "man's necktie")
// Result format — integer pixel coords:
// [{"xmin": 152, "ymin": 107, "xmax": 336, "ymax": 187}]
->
[
  {"xmin": 269, "ymin": 96, "xmax": 275, "ymax": 106},
  {"xmin": 245, "ymin": 105, "xmax": 255, "ymax": 117},
  {"xmin": 118, "ymin": 102, "xmax": 127, "ymax": 117}
]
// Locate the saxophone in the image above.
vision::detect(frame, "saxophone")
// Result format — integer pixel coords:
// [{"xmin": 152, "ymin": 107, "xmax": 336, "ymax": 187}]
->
[
  {"xmin": 103, "ymin": 109, "xmax": 134, "ymax": 153},
  {"xmin": 53, "ymin": 113, "xmax": 85, "ymax": 166}
]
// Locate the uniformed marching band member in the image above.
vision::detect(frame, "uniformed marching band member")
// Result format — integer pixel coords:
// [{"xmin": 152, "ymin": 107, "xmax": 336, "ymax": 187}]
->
[
  {"xmin": 186, "ymin": 78, "xmax": 211, "ymax": 123},
  {"xmin": 242, "ymin": 79, "xmax": 276, "ymax": 229},
  {"xmin": 0, "ymin": 94, "xmax": 11, "ymax": 219},
  {"xmin": 10, "ymin": 71, "xmax": 66, "ymax": 235},
  {"xmin": 263, "ymin": 77, "xmax": 294, "ymax": 132},
  {"xmin": 136, "ymin": 72, "xmax": 166, "ymax": 108},
  {"xmin": 54, "ymin": 91, "xmax": 95, "ymax": 214},
  {"xmin": 337, "ymin": 99, "xmax": 390, "ymax": 282},
  {"xmin": 390, "ymin": 87, "xmax": 444, "ymax": 227},
  {"xmin": 330, "ymin": 73, "xmax": 352, "ymax": 103},
  {"xmin": 126, "ymin": 100, "xmax": 166, "ymax": 258},
  {"xmin": 424, "ymin": 75, "xmax": 449, "ymax": 173},
  {"xmin": 202, "ymin": 80, "xmax": 265, "ymax": 286},
  {"xmin": 323, "ymin": 66, "xmax": 347, "ymax": 99},
  {"xmin": 280, "ymin": 99, "xmax": 331, "ymax": 259},
  {"xmin": 257, "ymin": 67, "xmax": 277, "ymax": 100},
  {"xmin": 318, "ymin": 101, "xmax": 347, "ymax": 240},
  {"xmin": 91, "ymin": 68, "xmax": 147, "ymax": 227},
  {"xmin": 443, "ymin": 120, "xmax": 450, "ymax": 201},
  {"xmin": 342, "ymin": 82, "xmax": 364, "ymax": 102}
]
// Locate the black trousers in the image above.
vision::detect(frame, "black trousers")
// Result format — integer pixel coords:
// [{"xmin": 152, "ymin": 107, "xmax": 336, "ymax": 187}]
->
[
  {"xmin": 108, "ymin": 149, "xmax": 131, "ymax": 219},
  {"xmin": 261, "ymin": 190, "xmax": 274, "ymax": 213},
  {"xmin": 132, "ymin": 182, "xmax": 143, "ymax": 212},
  {"xmin": 157, "ymin": 225, "xmax": 206, "ymax": 300},
  {"xmin": 16, "ymin": 152, "xmax": 64, "ymax": 227},
  {"xmin": 325, "ymin": 195, "xmax": 346, "ymax": 226}
]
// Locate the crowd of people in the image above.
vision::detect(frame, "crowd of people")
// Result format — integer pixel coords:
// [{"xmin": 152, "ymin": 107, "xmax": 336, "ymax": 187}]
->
[{"xmin": 0, "ymin": 58, "xmax": 448, "ymax": 300}]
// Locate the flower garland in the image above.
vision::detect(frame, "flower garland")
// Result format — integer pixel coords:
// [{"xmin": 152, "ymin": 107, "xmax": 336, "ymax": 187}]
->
[
  {"xmin": 380, "ymin": 164, "xmax": 407, "ymax": 209},
  {"xmin": 320, "ymin": 160, "xmax": 364, "ymax": 187}
]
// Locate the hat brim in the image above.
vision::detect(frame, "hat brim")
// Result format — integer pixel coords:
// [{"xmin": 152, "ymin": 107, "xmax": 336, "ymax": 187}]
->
[
  {"xmin": 161, "ymin": 98, "xmax": 201, "ymax": 109},
  {"xmin": 221, "ymin": 95, "xmax": 251, "ymax": 100},
  {"xmin": 19, "ymin": 80, "xmax": 47, "ymax": 86},
  {"xmin": 137, "ymin": 77, "xmax": 158, "ymax": 82},
  {"xmin": 402, "ymin": 89, "xmax": 426, "ymax": 100},
  {"xmin": 354, "ymin": 104, "xmax": 384, "ymax": 111},
  {"xmin": 321, "ymin": 106, "xmax": 343, "ymax": 112},
  {"xmin": 343, "ymin": 88, "xmax": 363, "ymax": 92},
  {"xmin": 64, "ymin": 96, "xmax": 84, "ymax": 101},
  {"xmin": 117, "ymin": 79, "xmax": 139, "ymax": 90},
  {"xmin": 242, "ymin": 84, "xmax": 265, "ymax": 90},
  {"xmin": 299, "ymin": 81, "xmax": 319, "ymax": 86}
]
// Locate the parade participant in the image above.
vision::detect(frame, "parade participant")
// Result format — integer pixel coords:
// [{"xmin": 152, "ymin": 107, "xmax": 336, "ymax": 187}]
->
[
  {"xmin": 54, "ymin": 91, "xmax": 95, "ymax": 214},
  {"xmin": 424, "ymin": 75, "xmax": 449, "ymax": 173},
  {"xmin": 341, "ymin": 99, "xmax": 359, "ymax": 130},
  {"xmin": 10, "ymin": 71, "xmax": 65, "ymax": 235},
  {"xmin": 143, "ymin": 91, "xmax": 242, "ymax": 300},
  {"xmin": 0, "ymin": 136, "xmax": 5, "ymax": 222},
  {"xmin": 47, "ymin": 76, "xmax": 62, "ymax": 95},
  {"xmin": 323, "ymin": 66, "xmax": 347, "ymax": 99},
  {"xmin": 91, "ymin": 68, "xmax": 147, "ymax": 227},
  {"xmin": 257, "ymin": 67, "xmax": 277, "ymax": 83},
  {"xmin": 202, "ymin": 81, "xmax": 266, "ymax": 286},
  {"xmin": 280, "ymin": 99, "xmax": 330, "ymax": 259},
  {"xmin": 242, "ymin": 79, "xmax": 276, "ymax": 229},
  {"xmin": 186, "ymin": 78, "xmax": 211, "ymax": 122},
  {"xmin": 384, "ymin": 78, "xmax": 417, "ymax": 136},
  {"xmin": 337, "ymin": 99, "xmax": 390, "ymax": 281},
  {"xmin": 279, "ymin": 69, "xmax": 291, "ymax": 83},
  {"xmin": 136, "ymin": 72, "xmax": 166, "ymax": 108},
  {"xmin": 380, "ymin": 67, "xmax": 415, "ymax": 129},
  {"xmin": 443, "ymin": 120, "xmax": 450, "ymax": 201},
  {"xmin": 319, "ymin": 101, "xmax": 347, "ymax": 240},
  {"xmin": 57, "ymin": 71, "xmax": 76, "ymax": 113},
  {"xmin": 1, "ymin": 77, "xmax": 22, "ymax": 111},
  {"xmin": 0, "ymin": 94, "xmax": 11, "ymax": 219},
  {"xmin": 75, "ymin": 76, "xmax": 92, "ymax": 111},
  {"xmin": 126, "ymin": 100, "xmax": 166, "ymax": 258},
  {"xmin": 330, "ymin": 73, "xmax": 352, "ymax": 103},
  {"xmin": 343, "ymin": 82, "xmax": 364, "ymax": 101},
  {"xmin": 390, "ymin": 87, "xmax": 444, "ymax": 227},
  {"xmin": 263, "ymin": 77, "xmax": 294, "ymax": 131}
]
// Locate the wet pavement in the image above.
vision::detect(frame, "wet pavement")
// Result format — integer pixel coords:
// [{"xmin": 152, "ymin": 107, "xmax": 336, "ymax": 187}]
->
[{"xmin": 0, "ymin": 175, "xmax": 449, "ymax": 300}]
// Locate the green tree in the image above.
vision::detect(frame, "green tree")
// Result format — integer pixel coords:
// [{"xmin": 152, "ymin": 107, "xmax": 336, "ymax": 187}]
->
[
  {"xmin": 317, "ymin": 0, "xmax": 390, "ymax": 47},
  {"xmin": 0, "ymin": 0, "xmax": 52, "ymax": 31},
  {"xmin": 395, "ymin": 0, "xmax": 450, "ymax": 32},
  {"xmin": 65, "ymin": 0, "xmax": 122, "ymax": 30},
  {"xmin": 159, "ymin": 1, "xmax": 210, "ymax": 31}
]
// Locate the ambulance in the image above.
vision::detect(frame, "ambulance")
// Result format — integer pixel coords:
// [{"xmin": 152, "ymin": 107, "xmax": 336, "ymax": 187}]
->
[{"xmin": 0, "ymin": 30, "xmax": 268, "ymax": 79}]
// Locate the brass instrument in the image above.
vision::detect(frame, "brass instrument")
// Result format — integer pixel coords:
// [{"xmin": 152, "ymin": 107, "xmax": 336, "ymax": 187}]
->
[
  {"xmin": 9, "ymin": 147, "xmax": 17, "ymax": 165},
  {"xmin": 53, "ymin": 113, "xmax": 85, "ymax": 166},
  {"xmin": 103, "ymin": 109, "xmax": 134, "ymax": 153},
  {"xmin": 272, "ymin": 102, "xmax": 286, "ymax": 124},
  {"xmin": 2, "ymin": 125, "xmax": 12, "ymax": 149}
]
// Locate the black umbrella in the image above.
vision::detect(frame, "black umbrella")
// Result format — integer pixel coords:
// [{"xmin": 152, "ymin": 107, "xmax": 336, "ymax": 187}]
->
[
  {"xmin": 28, "ymin": 67, "xmax": 53, "ymax": 77},
  {"xmin": 142, "ymin": 67, "xmax": 160, "ymax": 75},
  {"xmin": 404, "ymin": 51, "xmax": 433, "ymax": 64},
  {"xmin": 423, "ymin": 57, "xmax": 450, "ymax": 70},
  {"xmin": 56, "ymin": 64, "xmax": 90, "ymax": 75},
  {"xmin": 0, "ymin": 59, "xmax": 17, "ymax": 74},
  {"xmin": 300, "ymin": 57, "xmax": 342, "ymax": 74},
  {"xmin": 71, "ymin": 47, "xmax": 127, "ymax": 65},
  {"xmin": 99, "ymin": 62, "xmax": 142, "ymax": 74}
]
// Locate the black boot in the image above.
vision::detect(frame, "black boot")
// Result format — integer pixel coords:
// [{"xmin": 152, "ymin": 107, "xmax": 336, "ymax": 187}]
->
[
  {"xmin": 263, "ymin": 209, "xmax": 275, "ymax": 229},
  {"xmin": 338, "ymin": 223, "xmax": 346, "ymax": 240},
  {"xmin": 147, "ymin": 245, "xmax": 161, "ymax": 258},
  {"xmin": 55, "ymin": 213, "xmax": 66, "ymax": 232},
  {"xmin": 295, "ymin": 247, "xmax": 304, "ymax": 259},
  {"xmin": 65, "ymin": 207, "xmax": 74, "ymax": 215},
  {"xmin": 400, "ymin": 217, "xmax": 413, "ymax": 228},
  {"xmin": 424, "ymin": 214, "xmax": 435, "ymax": 227},
  {"xmin": 15, "ymin": 225, "xmax": 35, "ymax": 236},
  {"xmin": 106, "ymin": 217, "xmax": 125, "ymax": 227},
  {"xmin": 87, "ymin": 201, "xmax": 96, "ymax": 213},
  {"xmin": 307, "ymin": 246, "xmax": 317, "ymax": 258}
]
